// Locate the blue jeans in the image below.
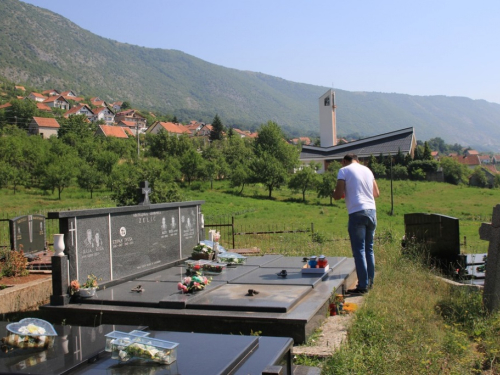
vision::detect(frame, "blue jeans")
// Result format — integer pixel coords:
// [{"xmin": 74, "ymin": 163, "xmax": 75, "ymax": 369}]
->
[{"xmin": 348, "ymin": 209, "xmax": 377, "ymax": 290}]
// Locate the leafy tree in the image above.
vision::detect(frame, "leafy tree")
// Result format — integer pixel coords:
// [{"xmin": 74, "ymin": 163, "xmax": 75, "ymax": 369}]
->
[
  {"xmin": 392, "ymin": 165, "xmax": 409, "ymax": 180},
  {"xmin": 8, "ymin": 99, "xmax": 37, "ymax": 128},
  {"xmin": 440, "ymin": 157, "xmax": 469, "ymax": 185},
  {"xmin": 210, "ymin": 114, "xmax": 225, "ymax": 141},
  {"xmin": 288, "ymin": 162, "xmax": 321, "ymax": 202},
  {"xmin": 369, "ymin": 162, "xmax": 387, "ymax": 179},
  {"xmin": 407, "ymin": 160, "xmax": 439, "ymax": 175},
  {"xmin": 494, "ymin": 174, "xmax": 500, "ymax": 188},
  {"xmin": 58, "ymin": 114, "xmax": 96, "ymax": 142},
  {"xmin": 121, "ymin": 101, "xmax": 131, "ymax": 110},
  {"xmin": 150, "ymin": 181, "xmax": 183, "ymax": 203},
  {"xmin": 77, "ymin": 163, "xmax": 104, "ymax": 198},
  {"xmin": 470, "ymin": 166, "xmax": 488, "ymax": 188},
  {"xmin": 42, "ymin": 155, "xmax": 78, "ymax": 199},
  {"xmin": 251, "ymin": 121, "xmax": 299, "ymax": 198},
  {"xmin": 251, "ymin": 151, "xmax": 289, "ymax": 198},
  {"xmin": 230, "ymin": 162, "xmax": 250, "ymax": 194},
  {"xmin": 180, "ymin": 149, "xmax": 205, "ymax": 185}
]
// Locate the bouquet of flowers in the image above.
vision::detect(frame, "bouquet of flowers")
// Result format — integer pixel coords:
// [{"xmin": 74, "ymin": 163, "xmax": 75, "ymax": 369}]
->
[
  {"xmin": 70, "ymin": 274, "xmax": 100, "ymax": 295},
  {"xmin": 191, "ymin": 243, "xmax": 214, "ymax": 260},
  {"xmin": 177, "ymin": 272, "xmax": 211, "ymax": 293}
]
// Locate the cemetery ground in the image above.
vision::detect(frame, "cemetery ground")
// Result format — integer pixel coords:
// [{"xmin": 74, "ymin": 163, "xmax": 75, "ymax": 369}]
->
[{"xmin": 1, "ymin": 180, "xmax": 500, "ymax": 374}]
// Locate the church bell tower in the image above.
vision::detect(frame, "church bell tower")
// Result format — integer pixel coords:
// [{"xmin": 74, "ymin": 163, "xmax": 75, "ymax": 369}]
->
[{"xmin": 319, "ymin": 89, "xmax": 337, "ymax": 148}]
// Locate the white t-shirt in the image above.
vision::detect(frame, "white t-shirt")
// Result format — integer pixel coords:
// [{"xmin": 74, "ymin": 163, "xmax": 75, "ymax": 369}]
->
[{"xmin": 337, "ymin": 162, "xmax": 376, "ymax": 214}]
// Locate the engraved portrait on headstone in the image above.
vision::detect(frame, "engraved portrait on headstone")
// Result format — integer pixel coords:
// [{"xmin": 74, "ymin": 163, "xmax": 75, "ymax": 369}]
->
[
  {"xmin": 83, "ymin": 229, "xmax": 94, "ymax": 248},
  {"xmin": 94, "ymin": 231, "xmax": 104, "ymax": 251},
  {"xmin": 76, "ymin": 216, "xmax": 111, "ymax": 283}
]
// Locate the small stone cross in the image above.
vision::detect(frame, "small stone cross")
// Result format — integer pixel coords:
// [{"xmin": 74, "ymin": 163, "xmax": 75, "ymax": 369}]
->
[
  {"xmin": 479, "ymin": 204, "xmax": 500, "ymax": 312},
  {"xmin": 139, "ymin": 181, "xmax": 151, "ymax": 205}
]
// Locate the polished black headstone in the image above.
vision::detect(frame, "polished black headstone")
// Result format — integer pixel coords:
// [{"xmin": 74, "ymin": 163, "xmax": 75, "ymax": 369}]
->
[{"xmin": 9, "ymin": 214, "xmax": 46, "ymax": 254}]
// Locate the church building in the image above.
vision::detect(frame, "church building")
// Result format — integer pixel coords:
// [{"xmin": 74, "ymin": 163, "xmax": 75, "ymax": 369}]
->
[{"xmin": 299, "ymin": 89, "xmax": 417, "ymax": 172}]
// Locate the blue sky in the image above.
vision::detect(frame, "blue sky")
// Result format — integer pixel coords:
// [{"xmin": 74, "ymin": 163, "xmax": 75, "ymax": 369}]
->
[{"xmin": 21, "ymin": 0, "xmax": 500, "ymax": 104}]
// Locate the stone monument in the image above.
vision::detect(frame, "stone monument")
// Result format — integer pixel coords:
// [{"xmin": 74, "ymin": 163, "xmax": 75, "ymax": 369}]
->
[{"xmin": 479, "ymin": 204, "xmax": 500, "ymax": 312}]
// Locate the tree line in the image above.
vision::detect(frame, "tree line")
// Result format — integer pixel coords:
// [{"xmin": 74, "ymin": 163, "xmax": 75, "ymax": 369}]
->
[{"xmin": 0, "ymin": 114, "xmax": 495, "ymax": 205}]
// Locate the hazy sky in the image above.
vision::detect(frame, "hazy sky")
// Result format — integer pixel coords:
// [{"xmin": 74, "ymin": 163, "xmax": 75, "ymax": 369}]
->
[{"xmin": 21, "ymin": 0, "xmax": 500, "ymax": 104}]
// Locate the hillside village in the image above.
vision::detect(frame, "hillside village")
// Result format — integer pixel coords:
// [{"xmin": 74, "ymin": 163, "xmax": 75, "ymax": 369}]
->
[
  {"xmin": 0, "ymin": 85, "xmax": 261, "ymax": 141},
  {"xmin": 1, "ymin": 82, "xmax": 500, "ymax": 190}
]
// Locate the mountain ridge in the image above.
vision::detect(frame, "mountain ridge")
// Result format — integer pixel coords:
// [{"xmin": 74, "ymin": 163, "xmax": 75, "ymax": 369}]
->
[{"xmin": 2, "ymin": 0, "xmax": 500, "ymax": 151}]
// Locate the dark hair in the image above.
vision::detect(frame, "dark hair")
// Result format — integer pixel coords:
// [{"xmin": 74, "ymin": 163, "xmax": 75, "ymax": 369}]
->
[{"xmin": 343, "ymin": 154, "xmax": 358, "ymax": 162}]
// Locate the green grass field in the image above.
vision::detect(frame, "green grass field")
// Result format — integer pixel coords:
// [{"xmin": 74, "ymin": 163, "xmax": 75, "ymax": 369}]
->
[{"xmin": 1, "ymin": 179, "xmax": 500, "ymax": 374}]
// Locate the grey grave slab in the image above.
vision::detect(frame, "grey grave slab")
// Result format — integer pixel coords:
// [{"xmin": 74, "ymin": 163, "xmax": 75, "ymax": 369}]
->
[
  {"xmin": 242, "ymin": 254, "xmax": 284, "ymax": 266},
  {"xmin": 228, "ymin": 267, "xmax": 330, "ymax": 287},
  {"xmin": 185, "ymin": 283, "xmax": 312, "ymax": 313}
]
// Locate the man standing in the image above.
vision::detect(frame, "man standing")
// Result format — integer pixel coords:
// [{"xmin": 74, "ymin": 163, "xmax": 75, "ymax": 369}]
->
[{"xmin": 333, "ymin": 154, "xmax": 380, "ymax": 294}]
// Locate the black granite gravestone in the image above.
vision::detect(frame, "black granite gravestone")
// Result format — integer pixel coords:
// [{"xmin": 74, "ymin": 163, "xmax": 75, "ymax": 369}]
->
[
  {"xmin": 404, "ymin": 213, "xmax": 460, "ymax": 266},
  {"xmin": 9, "ymin": 215, "xmax": 46, "ymax": 254},
  {"xmin": 48, "ymin": 200, "xmax": 203, "ymax": 290}
]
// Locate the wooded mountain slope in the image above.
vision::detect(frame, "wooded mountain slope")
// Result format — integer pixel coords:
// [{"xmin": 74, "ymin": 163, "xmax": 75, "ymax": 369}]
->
[{"xmin": 2, "ymin": 0, "xmax": 500, "ymax": 151}]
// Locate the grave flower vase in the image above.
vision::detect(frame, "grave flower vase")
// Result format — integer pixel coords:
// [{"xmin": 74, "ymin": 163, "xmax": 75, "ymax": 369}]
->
[
  {"xmin": 78, "ymin": 287, "xmax": 97, "ymax": 298},
  {"xmin": 53, "ymin": 234, "xmax": 65, "ymax": 257}
]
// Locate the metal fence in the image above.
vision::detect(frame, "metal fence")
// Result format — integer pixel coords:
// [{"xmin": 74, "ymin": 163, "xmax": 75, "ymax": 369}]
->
[{"xmin": 204, "ymin": 214, "xmax": 313, "ymax": 250}]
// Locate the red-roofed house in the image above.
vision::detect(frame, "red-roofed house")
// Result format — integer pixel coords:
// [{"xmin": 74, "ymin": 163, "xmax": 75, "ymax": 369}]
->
[
  {"xmin": 95, "ymin": 125, "xmax": 132, "ymax": 138},
  {"xmin": 431, "ymin": 151, "xmax": 439, "ymax": 160},
  {"xmin": 197, "ymin": 124, "xmax": 212, "ymax": 137},
  {"xmin": 0, "ymin": 103, "xmax": 12, "ymax": 110},
  {"xmin": 36, "ymin": 102, "xmax": 52, "ymax": 112},
  {"xmin": 64, "ymin": 104, "xmax": 94, "ymax": 121},
  {"xmin": 493, "ymin": 155, "xmax": 500, "ymax": 164},
  {"xmin": 92, "ymin": 106, "xmax": 115, "ymax": 125},
  {"xmin": 27, "ymin": 92, "xmax": 48, "ymax": 102},
  {"xmin": 28, "ymin": 117, "xmax": 60, "ymax": 138},
  {"xmin": 116, "ymin": 120, "xmax": 137, "ymax": 130},
  {"xmin": 90, "ymin": 97, "xmax": 108, "ymax": 107},
  {"xmin": 479, "ymin": 155, "xmax": 491, "ymax": 164},
  {"xmin": 15, "ymin": 86, "xmax": 26, "ymax": 92},
  {"xmin": 60, "ymin": 90, "xmax": 78, "ymax": 98},
  {"xmin": 185, "ymin": 121, "xmax": 205, "ymax": 134},
  {"xmin": 290, "ymin": 137, "xmax": 312, "ymax": 146},
  {"xmin": 450, "ymin": 155, "xmax": 481, "ymax": 169},
  {"xmin": 114, "ymin": 109, "xmax": 147, "ymax": 130},
  {"xmin": 43, "ymin": 95, "xmax": 70, "ymax": 110},
  {"xmin": 111, "ymin": 101, "xmax": 123, "ymax": 112},
  {"xmin": 146, "ymin": 121, "xmax": 192, "ymax": 136},
  {"xmin": 42, "ymin": 89, "xmax": 60, "ymax": 97},
  {"xmin": 465, "ymin": 149, "xmax": 479, "ymax": 156}
]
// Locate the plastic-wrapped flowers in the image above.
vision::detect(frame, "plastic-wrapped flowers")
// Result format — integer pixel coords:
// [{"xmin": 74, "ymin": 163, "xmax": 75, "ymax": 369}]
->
[{"xmin": 177, "ymin": 273, "xmax": 211, "ymax": 293}]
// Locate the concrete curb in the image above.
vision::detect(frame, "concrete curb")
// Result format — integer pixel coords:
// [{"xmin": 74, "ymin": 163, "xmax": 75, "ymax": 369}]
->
[{"xmin": 0, "ymin": 276, "xmax": 52, "ymax": 314}]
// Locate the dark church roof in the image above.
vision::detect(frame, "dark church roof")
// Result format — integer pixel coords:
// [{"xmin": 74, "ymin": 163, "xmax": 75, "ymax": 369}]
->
[{"xmin": 300, "ymin": 127, "xmax": 415, "ymax": 161}]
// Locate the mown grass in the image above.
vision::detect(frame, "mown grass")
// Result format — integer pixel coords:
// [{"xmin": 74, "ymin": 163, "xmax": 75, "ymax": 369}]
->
[{"xmin": 1, "ymin": 179, "xmax": 500, "ymax": 373}]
